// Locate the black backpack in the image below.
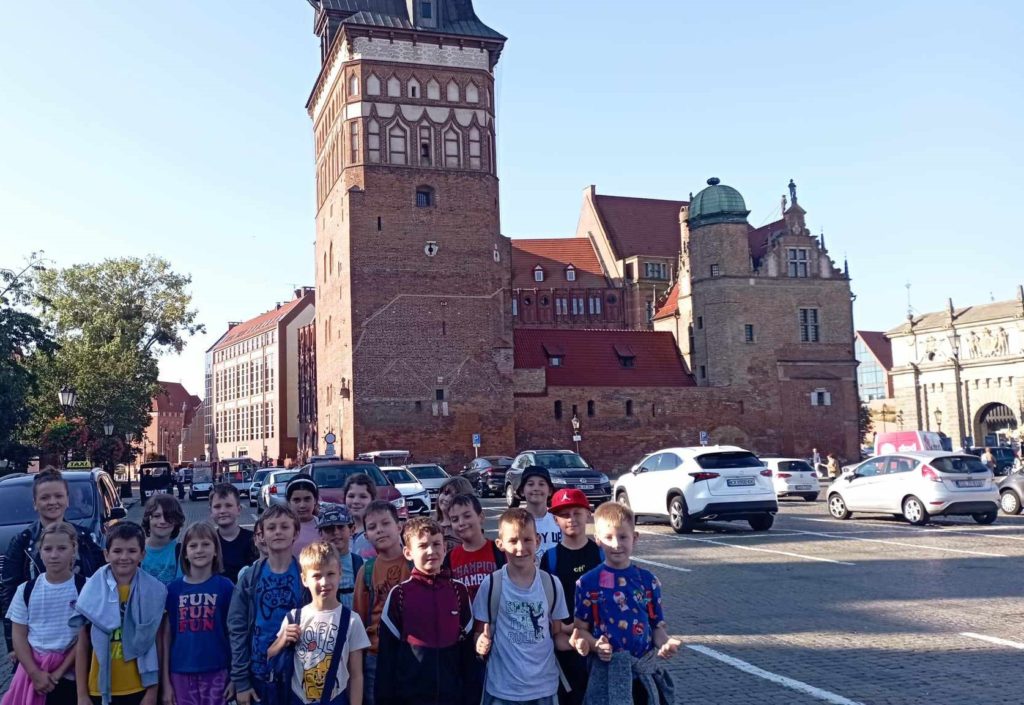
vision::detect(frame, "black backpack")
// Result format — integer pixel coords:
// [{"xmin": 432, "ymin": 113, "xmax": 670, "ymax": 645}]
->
[{"xmin": 23, "ymin": 572, "xmax": 88, "ymax": 607}]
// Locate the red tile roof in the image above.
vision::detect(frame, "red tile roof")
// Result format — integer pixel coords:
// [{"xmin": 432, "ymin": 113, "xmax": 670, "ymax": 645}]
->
[
  {"xmin": 653, "ymin": 281, "xmax": 680, "ymax": 320},
  {"xmin": 593, "ymin": 195, "xmax": 687, "ymax": 259},
  {"xmin": 514, "ymin": 328, "xmax": 695, "ymax": 387},
  {"xmin": 857, "ymin": 331, "xmax": 893, "ymax": 371},
  {"xmin": 153, "ymin": 382, "xmax": 201, "ymax": 415},
  {"xmin": 211, "ymin": 296, "xmax": 308, "ymax": 352},
  {"xmin": 511, "ymin": 238, "xmax": 607, "ymax": 289},
  {"xmin": 747, "ymin": 218, "xmax": 787, "ymax": 262}
]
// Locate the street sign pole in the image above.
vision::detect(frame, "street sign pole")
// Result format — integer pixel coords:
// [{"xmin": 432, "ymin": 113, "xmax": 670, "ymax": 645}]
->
[{"xmin": 472, "ymin": 433, "xmax": 481, "ymax": 458}]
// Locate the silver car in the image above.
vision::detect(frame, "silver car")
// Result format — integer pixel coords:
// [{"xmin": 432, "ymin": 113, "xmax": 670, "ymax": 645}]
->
[
  {"xmin": 248, "ymin": 468, "xmax": 276, "ymax": 507},
  {"xmin": 826, "ymin": 451, "xmax": 999, "ymax": 525},
  {"xmin": 257, "ymin": 469, "xmax": 299, "ymax": 514},
  {"xmin": 405, "ymin": 463, "xmax": 450, "ymax": 504}
]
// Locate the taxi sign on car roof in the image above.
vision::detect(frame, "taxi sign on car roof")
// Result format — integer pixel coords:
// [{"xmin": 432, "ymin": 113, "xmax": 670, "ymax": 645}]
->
[{"xmin": 66, "ymin": 461, "xmax": 92, "ymax": 469}]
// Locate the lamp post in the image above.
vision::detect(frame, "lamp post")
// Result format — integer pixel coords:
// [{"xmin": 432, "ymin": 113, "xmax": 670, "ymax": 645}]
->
[
  {"xmin": 571, "ymin": 414, "xmax": 582, "ymax": 454},
  {"xmin": 57, "ymin": 386, "xmax": 77, "ymax": 465},
  {"xmin": 947, "ymin": 330, "xmax": 967, "ymax": 449},
  {"xmin": 933, "ymin": 409, "xmax": 942, "ymax": 434},
  {"xmin": 102, "ymin": 421, "xmax": 114, "ymax": 478}
]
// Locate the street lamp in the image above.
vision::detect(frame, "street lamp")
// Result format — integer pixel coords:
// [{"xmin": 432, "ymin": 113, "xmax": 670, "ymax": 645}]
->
[
  {"xmin": 103, "ymin": 421, "xmax": 114, "ymax": 437},
  {"xmin": 58, "ymin": 386, "xmax": 77, "ymax": 415},
  {"xmin": 947, "ymin": 330, "xmax": 967, "ymax": 449},
  {"xmin": 571, "ymin": 414, "xmax": 582, "ymax": 454},
  {"xmin": 933, "ymin": 409, "xmax": 942, "ymax": 433}
]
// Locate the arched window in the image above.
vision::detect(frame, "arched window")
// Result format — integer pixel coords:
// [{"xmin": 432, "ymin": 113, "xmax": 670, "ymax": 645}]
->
[
  {"xmin": 446, "ymin": 80, "xmax": 460, "ymax": 102},
  {"xmin": 469, "ymin": 127, "xmax": 482, "ymax": 169},
  {"xmin": 466, "ymin": 82, "xmax": 479, "ymax": 103},
  {"xmin": 367, "ymin": 119, "xmax": 381, "ymax": 163},
  {"xmin": 389, "ymin": 124, "xmax": 408, "ymax": 165},
  {"xmin": 348, "ymin": 74, "xmax": 359, "ymax": 97},
  {"xmin": 408, "ymin": 78, "xmax": 421, "ymax": 98},
  {"xmin": 427, "ymin": 79, "xmax": 441, "ymax": 100},
  {"xmin": 419, "ymin": 124, "xmax": 433, "ymax": 166},
  {"xmin": 565, "ymin": 265, "xmax": 576, "ymax": 282},
  {"xmin": 366, "ymin": 74, "xmax": 381, "ymax": 96},
  {"xmin": 444, "ymin": 127, "xmax": 461, "ymax": 168},
  {"xmin": 387, "ymin": 76, "xmax": 401, "ymax": 97}
]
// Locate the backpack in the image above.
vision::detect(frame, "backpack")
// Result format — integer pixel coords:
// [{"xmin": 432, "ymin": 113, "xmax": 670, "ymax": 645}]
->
[
  {"xmin": 338, "ymin": 553, "xmax": 364, "ymax": 598},
  {"xmin": 362, "ymin": 556, "xmax": 413, "ymax": 614},
  {"xmin": 270, "ymin": 606, "xmax": 353, "ymax": 705},
  {"xmin": 485, "ymin": 568, "xmax": 570, "ymax": 691},
  {"xmin": 23, "ymin": 572, "xmax": 87, "ymax": 607}
]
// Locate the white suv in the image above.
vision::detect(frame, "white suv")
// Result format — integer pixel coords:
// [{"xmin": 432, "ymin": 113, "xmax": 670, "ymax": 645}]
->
[
  {"xmin": 827, "ymin": 451, "xmax": 999, "ymax": 525},
  {"xmin": 613, "ymin": 446, "xmax": 778, "ymax": 533}
]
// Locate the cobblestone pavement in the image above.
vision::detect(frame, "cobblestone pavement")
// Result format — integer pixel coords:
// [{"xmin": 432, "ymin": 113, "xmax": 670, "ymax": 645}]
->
[{"xmin": 5, "ymin": 492, "xmax": 1024, "ymax": 703}]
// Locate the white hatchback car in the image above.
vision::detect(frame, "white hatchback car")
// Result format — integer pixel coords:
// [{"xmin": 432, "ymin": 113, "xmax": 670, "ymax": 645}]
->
[
  {"xmin": 826, "ymin": 451, "xmax": 999, "ymax": 525},
  {"xmin": 614, "ymin": 446, "xmax": 778, "ymax": 533},
  {"xmin": 763, "ymin": 457, "xmax": 820, "ymax": 501}
]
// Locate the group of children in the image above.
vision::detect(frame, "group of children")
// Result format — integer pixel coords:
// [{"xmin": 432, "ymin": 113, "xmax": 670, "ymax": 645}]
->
[{"xmin": 2, "ymin": 465, "xmax": 680, "ymax": 705}]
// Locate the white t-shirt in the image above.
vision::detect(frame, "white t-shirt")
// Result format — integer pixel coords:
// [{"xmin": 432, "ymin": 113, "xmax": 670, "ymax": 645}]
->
[
  {"xmin": 6, "ymin": 575, "xmax": 80, "ymax": 654},
  {"xmin": 281, "ymin": 604, "xmax": 371, "ymax": 704},
  {"xmin": 533, "ymin": 512, "xmax": 562, "ymax": 563},
  {"xmin": 471, "ymin": 566, "xmax": 568, "ymax": 701}
]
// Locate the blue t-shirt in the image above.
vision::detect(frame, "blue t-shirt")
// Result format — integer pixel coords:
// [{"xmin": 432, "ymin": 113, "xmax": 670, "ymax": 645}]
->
[
  {"xmin": 142, "ymin": 540, "xmax": 182, "ymax": 586},
  {"xmin": 250, "ymin": 559, "xmax": 304, "ymax": 680},
  {"xmin": 165, "ymin": 575, "xmax": 235, "ymax": 674},
  {"xmin": 574, "ymin": 564, "xmax": 665, "ymax": 658}
]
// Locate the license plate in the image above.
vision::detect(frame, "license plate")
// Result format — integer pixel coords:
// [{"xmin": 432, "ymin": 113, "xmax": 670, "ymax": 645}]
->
[
  {"xmin": 794, "ymin": 485, "xmax": 812, "ymax": 490},
  {"xmin": 957, "ymin": 480, "xmax": 983, "ymax": 488},
  {"xmin": 727, "ymin": 478, "xmax": 755, "ymax": 487},
  {"xmin": 578, "ymin": 484, "xmax": 594, "ymax": 490}
]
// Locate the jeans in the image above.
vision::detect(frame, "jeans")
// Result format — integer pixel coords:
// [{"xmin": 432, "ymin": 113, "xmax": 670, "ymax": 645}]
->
[
  {"xmin": 362, "ymin": 652, "xmax": 377, "ymax": 705},
  {"xmin": 482, "ymin": 695, "xmax": 558, "ymax": 705}
]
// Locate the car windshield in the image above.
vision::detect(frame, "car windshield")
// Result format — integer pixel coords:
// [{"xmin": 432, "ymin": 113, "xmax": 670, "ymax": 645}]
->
[
  {"xmin": 384, "ymin": 469, "xmax": 416, "ymax": 484},
  {"xmin": 931, "ymin": 456, "xmax": 990, "ymax": 474},
  {"xmin": 778, "ymin": 460, "xmax": 815, "ymax": 473},
  {"xmin": 273, "ymin": 471, "xmax": 299, "ymax": 486},
  {"xmin": 311, "ymin": 464, "xmax": 389, "ymax": 488},
  {"xmin": 409, "ymin": 465, "xmax": 447, "ymax": 479},
  {"xmin": 252, "ymin": 470, "xmax": 271, "ymax": 483},
  {"xmin": 484, "ymin": 457, "xmax": 513, "ymax": 467},
  {"xmin": 696, "ymin": 452, "xmax": 763, "ymax": 470},
  {"xmin": 534, "ymin": 453, "xmax": 590, "ymax": 469},
  {"xmin": 0, "ymin": 479, "xmax": 93, "ymax": 526}
]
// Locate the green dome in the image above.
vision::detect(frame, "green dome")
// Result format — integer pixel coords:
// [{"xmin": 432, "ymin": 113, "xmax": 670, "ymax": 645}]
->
[{"xmin": 688, "ymin": 177, "xmax": 750, "ymax": 228}]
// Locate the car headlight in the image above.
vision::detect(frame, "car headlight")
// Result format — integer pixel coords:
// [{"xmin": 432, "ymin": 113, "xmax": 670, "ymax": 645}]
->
[
  {"xmin": 552, "ymin": 477, "xmax": 568, "ymax": 485},
  {"xmin": 598, "ymin": 473, "xmax": 610, "ymax": 484},
  {"xmin": 391, "ymin": 497, "xmax": 407, "ymax": 509}
]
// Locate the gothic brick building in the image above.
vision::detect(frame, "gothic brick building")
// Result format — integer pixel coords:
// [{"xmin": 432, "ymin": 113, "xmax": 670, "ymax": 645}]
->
[{"xmin": 300, "ymin": 1, "xmax": 860, "ymax": 470}]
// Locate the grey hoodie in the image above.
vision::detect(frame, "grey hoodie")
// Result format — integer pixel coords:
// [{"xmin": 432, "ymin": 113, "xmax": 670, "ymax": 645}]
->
[
  {"xmin": 71, "ymin": 565, "xmax": 167, "ymax": 705},
  {"xmin": 584, "ymin": 649, "xmax": 676, "ymax": 705}
]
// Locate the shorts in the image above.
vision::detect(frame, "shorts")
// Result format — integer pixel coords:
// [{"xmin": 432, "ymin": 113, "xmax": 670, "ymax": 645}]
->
[
  {"xmin": 90, "ymin": 692, "xmax": 145, "ymax": 705},
  {"xmin": 482, "ymin": 694, "xmax": 558, "ymax": 705},
  {"xmin": 169, "ymin": 669, "xmax": 229, "ymax": 705},
  {"xmin": 291, "ymin": 688, "xmax": 349, "ymax": 705}
]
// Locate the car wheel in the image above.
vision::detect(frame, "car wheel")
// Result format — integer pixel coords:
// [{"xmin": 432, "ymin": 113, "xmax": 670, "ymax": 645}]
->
[
  {"xmin": 505, "ymin": 484, "xmax": 520, "ymax": 508},
  {"xmin": 902, "ymin": 496, "xmax": 929, "ymax": 525},
  {"xmin": 827, "ymin": 493, "xmax": 851, "ymax": 519},
  {"xmin": 973, "ymin": 510, "xmax": 998, "ymax": 525},
  {"xmin": 748, "ymin": 513, "xmax": 774, "ymax": 531},
  {"xmin": 1000, "ymin": 490, "xmax": 1021, "ymax": 515},
  {"xmin": 668, "ymin": 495, "xmax": 693, "ymax": 534},
  {"xmin": 802, "ymin": 493, "xmax": 818, "ymax": 502},
  {"xmin": 616, "ymin": 489, "xmax": 631, "ymax": 510}
]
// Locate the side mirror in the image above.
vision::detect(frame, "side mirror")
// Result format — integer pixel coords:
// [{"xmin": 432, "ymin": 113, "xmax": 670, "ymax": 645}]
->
[
  {"xmin": 636, "ymin": 466, "xmax": 649, "ymax": 474},
  {"xmin": 108, "ymin": 506, "xmax": 128, "ymax": 521},
  {"xmin": 845, "ymin": 473, "xmax": 857, "ymax": 482}
]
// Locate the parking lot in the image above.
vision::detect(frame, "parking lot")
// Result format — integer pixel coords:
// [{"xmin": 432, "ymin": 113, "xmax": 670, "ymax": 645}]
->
[{"xmin": 4, "ymin": 491, "xmax": 1022, "ymax": 703}]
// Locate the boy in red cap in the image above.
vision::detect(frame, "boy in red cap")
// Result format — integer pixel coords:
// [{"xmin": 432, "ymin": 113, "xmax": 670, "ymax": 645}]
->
[{"xmin": 542, "ymin": 488, "xmax": 603, "ymax": 705}]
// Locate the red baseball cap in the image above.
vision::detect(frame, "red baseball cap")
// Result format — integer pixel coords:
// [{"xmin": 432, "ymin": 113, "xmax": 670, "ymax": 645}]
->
[{"xmin": 550, "ymin": 488, "xmax": 591, "ymax": 513}]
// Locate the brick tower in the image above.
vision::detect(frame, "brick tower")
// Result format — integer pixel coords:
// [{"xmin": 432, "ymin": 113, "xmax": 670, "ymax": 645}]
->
[{"xmin": 304, "ymin": 0, "xmax": 514, "ymax": 463}]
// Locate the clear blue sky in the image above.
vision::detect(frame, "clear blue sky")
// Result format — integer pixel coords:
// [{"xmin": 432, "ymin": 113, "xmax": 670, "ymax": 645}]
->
[{"xmin": 2, "ymin": 1, "xmax": 1021, "ymax": 396}]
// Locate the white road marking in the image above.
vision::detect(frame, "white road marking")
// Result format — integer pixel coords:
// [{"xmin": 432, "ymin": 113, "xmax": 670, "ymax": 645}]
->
[
  {"xmin": 961, "ymin": 632, "xmax": 1024, "ymax": 650},
  {"xmin": 639, "ymin": 530, "xmax": 855, "ymax": 566},
  {"xmin": 688, "ymin": 644, "xmax": 866, "ymax": 705},
  {"xmin": 789, "ymin": 529, "xmax": 1005, "ymax": 557},
  {"xmin": 632, "ymin": 557, "xmax": 693, "ymax": 573}
]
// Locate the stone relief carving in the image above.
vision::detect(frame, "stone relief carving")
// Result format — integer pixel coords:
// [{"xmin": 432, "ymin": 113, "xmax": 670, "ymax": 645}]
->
[{"xmin": 963, "ymin": 327, "xmax": 1014, "ymax": 359}]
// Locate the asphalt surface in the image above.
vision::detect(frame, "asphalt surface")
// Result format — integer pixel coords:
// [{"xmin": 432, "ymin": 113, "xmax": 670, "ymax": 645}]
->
[{"xmin": 4, "ymin": 490, "xmax": 1024, "ymax": 703}]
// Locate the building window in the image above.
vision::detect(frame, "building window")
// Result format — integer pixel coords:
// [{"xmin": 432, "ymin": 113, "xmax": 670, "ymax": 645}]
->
[
  {"xmin": 744, "ymin": 324, "xmax": 755, "ymax": 343},
  {"xmin": 571, "ymin": 297, "xmax": 584, "ymax": 315},
  {"xmin": 644, "ymin": 262, "xmax": 669, "ymax": 280},
  {"xmin": 408, "ymin": 79, "xmax": 420, "ymax": 98},
  {"xmin": 799, "ymin": 308, "xmax": 820, "ymax": 343},
  {"xmin": 710, "ymin": 264, "xmax": 721, "ymax": 278},
  {"xmin": 625, "ymin": 400, "xmax": 634, "ymax": 417},
  {"xmin": 697, "ymin": 316, "xmax": 704, "ymax": 330},
  {"xmin": 444, "ymin": 127, "xmax": 461, "ymax": 167},
  {"xmin": 415, "ymin": 187, "xmax": 434, "ymax": 208},
  {"xmin": 388, "ymin": 124, "xmax": 408, "ymax": 165},
  {"xmin": 368, "ymin": 120, "xmax": 381, "ymax": 163},
  {"xmin": 366, "ymin": 74, "xmax": 381, "ymax": 96},
  {"xmin": 548, "ymin": 355, "xmax": 563, "ymax": 367},
  {"xmin": 511, "ymin": 299, "xmax": 518, "ymax": 316},
  {"xmin": 469, "ymin": 127, "xmax": 482, "ymax": 169},
  {"xmin": 619, "ymin": 355, "xmax": 635, "ymax": 369},
  {"xmin": 348, "ymin": 74, "xmax": 359, "ymax": 97},
  {"xmin": 587, "ymin": 400, "xmax": 595, "ymax": 417},
  {"xmin": 349, "ymin": 121, "xmax": 360, "ymax": 163},
  {"xmin": 811, "ymin": 389, "xmax": 832, "ymax": 406},
  {"xmin": 534, "ymin": 266, "xmax": 544, "ymax": 283},
  {"xmin": 447, "ymin": 81, "xmax": 460, "ymax": 102},
  {"xmin": 555, "ymin": 298, "xmax": 567, "ymax": 316},
  {"xmin": 419, "ymin": 125, "xmax": 432, "ymax": 165},
  {"xmin": 699, "ymin": 365, "xmax": 706, "ymax": 379},
  {"xmin": 624, "ymin": 263, "xmax": 635, "ymax": 281},
  {"xmin": 565, "ymin": 265, "xmax": 576, "ymax": 282},
  {"xmin": 589, "ymin": 296, "xmax": 602, "ymax": 315},
  {"xmin": 420, "ymin": 0, "xmax": 433, "ymax": 18},
  {"xmin": 645, "ymin": 301, "xmax": 654, "ymax": 322},
  {"xmin": 554, "ymin": 400, "xmax": 563, "ymax": 420},
  {"xmin": 435, "ymin": 388, "xmax": 445, "ymax": 401},
  {"xmin": 787, "ymin": 248, "xmax": 810, "ymax": 278}
]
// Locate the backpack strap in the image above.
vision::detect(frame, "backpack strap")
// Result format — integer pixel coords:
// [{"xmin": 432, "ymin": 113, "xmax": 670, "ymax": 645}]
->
[
  {"xmin": 318, "ymin": 606, "xmax": 352, "ymax": 705},
  {"xmin": 339, "ymin": 554, "xmax": 363, "ymax": 596},
  {"xmin": 542, "ymin": 545, "xmax": 557, "ymax": 575},
  {"xmin": 363, "ymin": 557, "xmax": 377, "ymax": 612},
  {"xmin": 490, "ymin": 542, "xmax": 506, "ymax": 569},
  {"xmin": 22, "ymin": 576, "xmax": 39, "ymax": 607},
  {"xmin": 486, "ymin": 568, "xmax": 503, "ymax": 627},
  {"xmin": 538, "ymin": 570, "xmax": 571, "ymax": 693}
]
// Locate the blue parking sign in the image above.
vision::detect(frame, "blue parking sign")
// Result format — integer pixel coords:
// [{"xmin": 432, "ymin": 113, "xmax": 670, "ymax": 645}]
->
[
  {"xmin": 472, "ymin": 433, "xmax": 481, "ymax": 448},
  {"xmin": 700, "ymin": 431, "xmax": 709, "ymax": 446}
]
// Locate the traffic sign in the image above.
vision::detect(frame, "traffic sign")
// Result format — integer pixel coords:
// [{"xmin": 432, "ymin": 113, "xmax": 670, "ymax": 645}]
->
[
  {"xmin": 699, "ymin": 431, "xmax": 709, "ymax": 447},
  {"xmin": 472, "ymin": 433, "xmax": 481, "ymax": 448},
  {"xmin": 572, "ymin": 434, "xmax": 582, "ymax": 443},
  {"xmin": 324, "ymin": 432, "xmax": 337, "ymax": 445}
]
